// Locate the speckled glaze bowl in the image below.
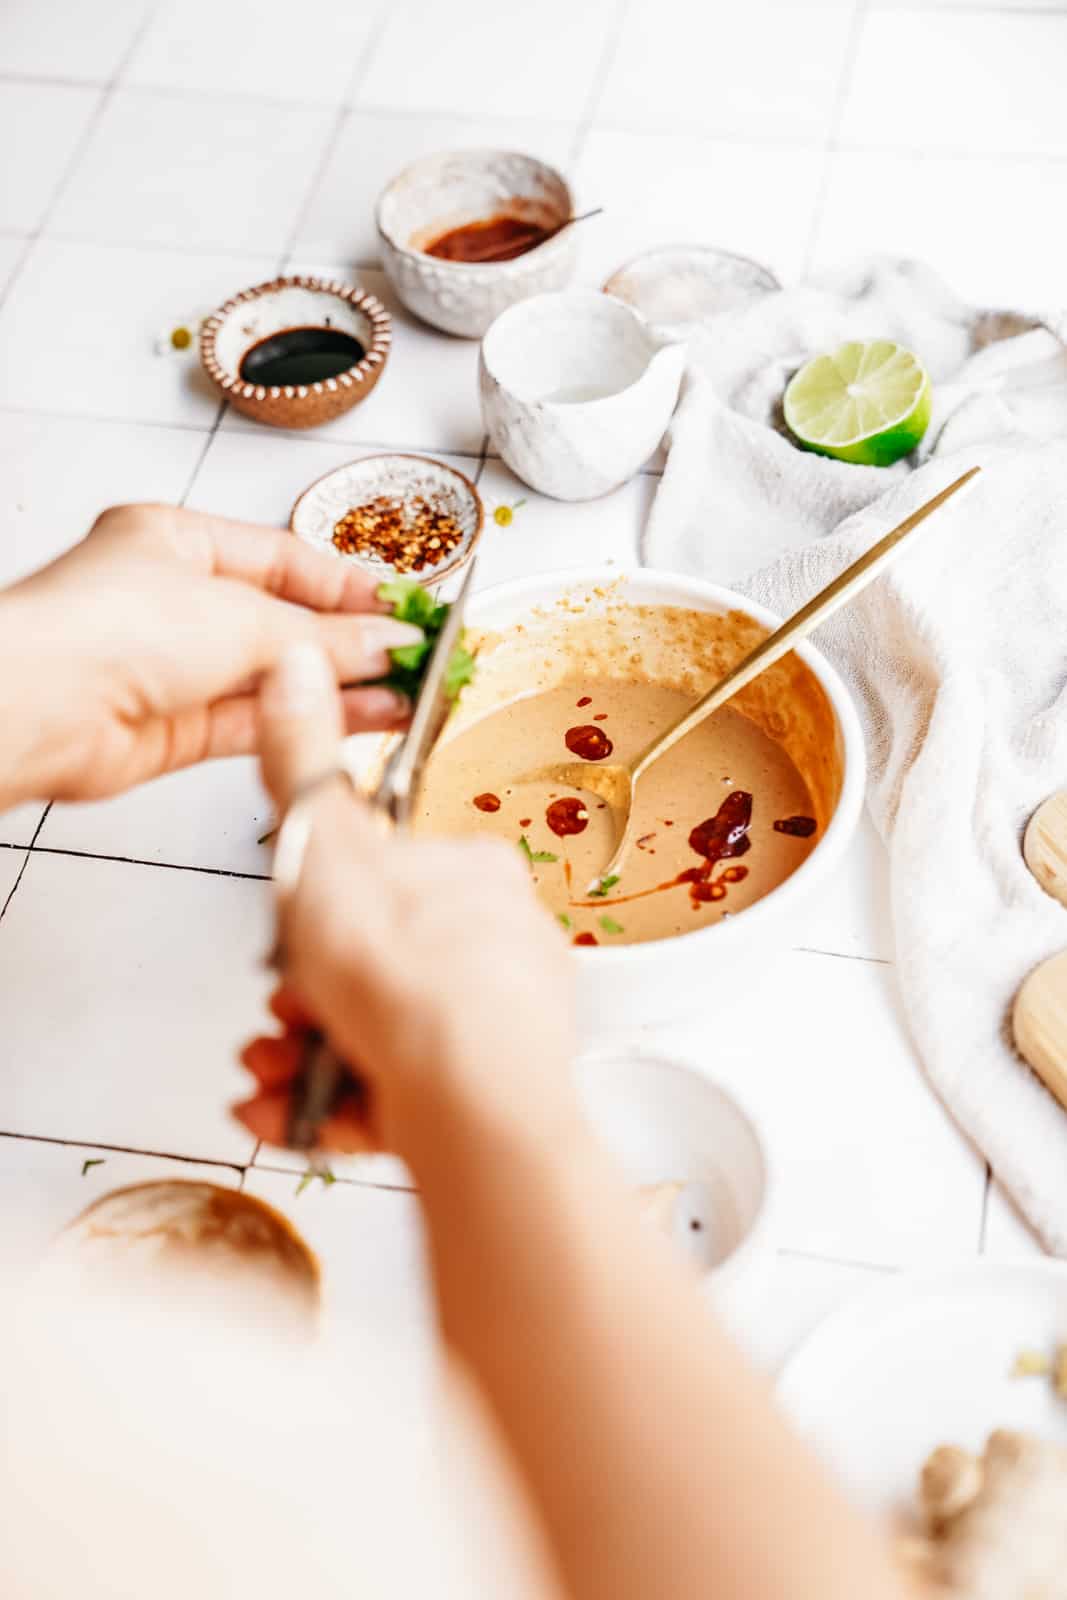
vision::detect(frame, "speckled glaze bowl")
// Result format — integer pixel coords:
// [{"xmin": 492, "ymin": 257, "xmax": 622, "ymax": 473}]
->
[
  {"xmin": 290, "ymin": 452, "xmax": 483, "ymax": 584},
  {"xmin": 199, "ymin": 276, "xmax": 391, "ymax": 429},
  {"xmin": 376, "ymin": 149, "xmax": 578, "ymax": 339}
]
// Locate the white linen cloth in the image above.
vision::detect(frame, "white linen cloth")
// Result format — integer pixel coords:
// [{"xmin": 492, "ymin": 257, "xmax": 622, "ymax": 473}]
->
[{"xmin": 644, "ymin": 260, "xmax": 1067, "ymax": 1254}]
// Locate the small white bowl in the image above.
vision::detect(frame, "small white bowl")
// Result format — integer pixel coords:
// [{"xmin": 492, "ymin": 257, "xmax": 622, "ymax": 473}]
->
[
  {"xmin": 290, "ymin": 452, "xmax": 483, "ymax": 584},
  {"xmin": 577, "ymin": 1049, "xmax": 773, "ymax": 1323},
  {"xmin": 479, "ymin": 290, "xmax": 686, "ymax": 499},
  {"xmin": 604, "ymin": 245, "xmax": 780, "ymax": 341},
  {"xmin": 377, "ymin": 148, "xmax": 578, "ymax": 339}
]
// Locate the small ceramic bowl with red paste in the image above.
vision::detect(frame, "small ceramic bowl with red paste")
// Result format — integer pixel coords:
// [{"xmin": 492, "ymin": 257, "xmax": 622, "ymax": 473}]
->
[{"xmin": 376, "ymin": 149, "xmax": 579, "ymax": 338}]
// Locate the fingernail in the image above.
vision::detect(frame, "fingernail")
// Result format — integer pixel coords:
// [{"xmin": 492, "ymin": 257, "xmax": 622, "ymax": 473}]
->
[
  {"xmin": 360, "ymin": 617, "xmax": 424, "ymax": 650},
  {"xmin": 357, "ymin": 686, "xmax": 411, "ymax": 722},
  {"xmin": 267, "ymin": 642, "xmax": 334, "ymax": 717}
]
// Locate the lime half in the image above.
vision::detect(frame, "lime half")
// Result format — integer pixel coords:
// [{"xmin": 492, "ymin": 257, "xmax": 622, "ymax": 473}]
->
[{"xmin": 783, "ymin": 339, "xmax": 931, "ymax": 466}]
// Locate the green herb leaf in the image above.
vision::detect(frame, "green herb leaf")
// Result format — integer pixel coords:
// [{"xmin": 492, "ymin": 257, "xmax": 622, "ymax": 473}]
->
[
  {"xmin": 518, "ymin": 834, "xmax": 558, "ymax": 865},
  {"xmin": 376, "ymin": 578, "xmax": 437, "ymax": 628},
  {"xmin": 296, "ymin": 1166, "xmax": 336, "ymax": 1195},
  {"xmin": 598, "ymin": 915, "xmax": 625, "ymax": 935},
  {"xmin": 444, "ymin": 642, "xmax": 476, "ymax": 700},
  {"xmin": 557, "ymin": 913, "xmax": 573, "ymax": 930},
  {"xmin": 389, "ymin": 639, "xmax": 432, "ymax": 675},
  {"xmin": 589, "ymin": 873, "xmax": 621, "ymax": 898},
  {"xmin": 81, "ymin": 1157, "xmax": 105, "ymax": 1177}
]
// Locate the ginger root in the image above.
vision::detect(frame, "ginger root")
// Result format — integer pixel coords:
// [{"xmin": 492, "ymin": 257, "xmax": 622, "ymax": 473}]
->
[{"xmin": 908, "ymin": 1429, "xmax": 1067, "ymax": 1599}]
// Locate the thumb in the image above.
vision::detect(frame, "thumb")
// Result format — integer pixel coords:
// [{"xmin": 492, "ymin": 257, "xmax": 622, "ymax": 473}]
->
[{"xmin": 259, "ymin": 642, "xmax": 345, "ymax": 811}]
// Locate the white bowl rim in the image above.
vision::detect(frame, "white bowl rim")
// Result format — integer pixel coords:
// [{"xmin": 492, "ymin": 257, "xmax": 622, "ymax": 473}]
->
[
  {"xmin": 464, "ymin": 564, "xmax": 867, "ymax": 968},
  {"xmin": 375, "ymin": 146, "xmax": 575, "ymax": 271},
  {"xmin": 576, "ymin": 1045, "xmax": 775, "ymax": 1288},
  {"xmin": 481, "ymin": 288, "xmax": 670, "ymax": 411}
]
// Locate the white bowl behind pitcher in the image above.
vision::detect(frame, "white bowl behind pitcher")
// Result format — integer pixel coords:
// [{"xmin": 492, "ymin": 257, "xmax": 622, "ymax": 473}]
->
[{"xmin": 461, "ymin": 567, "xmax": 865, "ymax": 1040}]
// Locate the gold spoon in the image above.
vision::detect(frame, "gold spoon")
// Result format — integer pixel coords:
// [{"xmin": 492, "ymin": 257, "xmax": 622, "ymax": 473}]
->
[{"xmin": 545, "ymin": 466, "xmax": 981, "ymax": 887}]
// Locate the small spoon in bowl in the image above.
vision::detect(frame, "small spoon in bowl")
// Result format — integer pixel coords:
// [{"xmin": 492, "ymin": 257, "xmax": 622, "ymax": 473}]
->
[{"xmin": 542, "ymin": 466, "xmax": 980, "ymax": 888}]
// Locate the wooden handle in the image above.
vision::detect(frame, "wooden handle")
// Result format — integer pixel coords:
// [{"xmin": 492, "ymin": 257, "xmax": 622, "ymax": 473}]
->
[{"xmin": 631, "ymin": 466, "xmax": 981, "ymax": 785}]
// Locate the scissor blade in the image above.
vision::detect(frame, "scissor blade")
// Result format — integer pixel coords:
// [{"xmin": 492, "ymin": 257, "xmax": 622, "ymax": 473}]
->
[{"xmin": 380, "ymin": 560, "xmax": 477, "ymax": 821}]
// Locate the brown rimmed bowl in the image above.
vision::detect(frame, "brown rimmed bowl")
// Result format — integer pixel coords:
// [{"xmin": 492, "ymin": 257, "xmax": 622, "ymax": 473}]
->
[
  {"xmin": 290, "ymin": 452, "xmax": 483, "ymax": 585},
  {"xmin": 199, "ymin": 275, "xmax": 391, "ymax": 429}
]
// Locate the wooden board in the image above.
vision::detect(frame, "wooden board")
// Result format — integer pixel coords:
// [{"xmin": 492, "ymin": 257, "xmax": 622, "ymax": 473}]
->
[
  {"xmin": 1023, "ymin": 791, "xmax": 1067, "ymax": 909},
  {"xmin": 1014, "ymin": 949, "xmax": 1067, "ymax": 1111}
]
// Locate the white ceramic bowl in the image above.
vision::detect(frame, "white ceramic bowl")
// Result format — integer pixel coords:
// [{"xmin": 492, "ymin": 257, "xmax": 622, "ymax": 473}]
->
[
  {"xmin": 479, "ymin": 290, "xmax": 686, "ymax": 499},
  {"xmin": 376, "ymin": 149, "xmax": 578, "ymax": 338},
  {"xmin": 461, "ymin": 566, "xmax": 866, "ymax": 1038},
  {"xmin": 577, "ymin": 1048, "xmax": 773, "ymax": 1323}
]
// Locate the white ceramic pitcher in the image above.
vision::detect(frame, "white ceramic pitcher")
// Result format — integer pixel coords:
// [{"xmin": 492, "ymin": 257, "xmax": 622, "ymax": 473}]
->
[{"xmin": 478, "ymin": 289, "xmax": 687, "ymax": 501}]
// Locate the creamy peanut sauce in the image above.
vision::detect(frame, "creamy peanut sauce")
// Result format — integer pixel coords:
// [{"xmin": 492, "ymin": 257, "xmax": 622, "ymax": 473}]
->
[{"xmin": 416, "ymin": 681, "xmax": 818, "ymax": 947}]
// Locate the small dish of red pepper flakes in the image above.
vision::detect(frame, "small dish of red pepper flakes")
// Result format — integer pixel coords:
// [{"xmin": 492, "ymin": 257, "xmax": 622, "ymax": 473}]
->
[{"xmin": 290, "ymin": 451, "xmax": 483, "ymax": 584}]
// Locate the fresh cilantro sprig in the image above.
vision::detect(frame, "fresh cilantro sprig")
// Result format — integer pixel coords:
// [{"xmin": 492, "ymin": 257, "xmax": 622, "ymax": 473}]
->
[
  {"xmin": 518, "ymin": 834, "xmax": 558, "ymax": 865},
  {"xmin": 376, "ymin": 578, "xmax": 475, "ymax": 703},
  {"xmin": 295, "ymin": 1166, "xmax": 336, "ymax": 1196},
  {"xmin": 598, "ymin": 915, "xmax": 625, "ymax": 935},
  {"xmin": 589, "ymin": 874, "xmax": 620, "ymax": 898}
]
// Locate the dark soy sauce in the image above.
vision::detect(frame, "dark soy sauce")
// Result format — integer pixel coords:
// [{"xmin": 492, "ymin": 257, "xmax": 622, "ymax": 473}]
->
[{"xmin": 239, "ymin": 327, "xmax": 365, "ymax": 387}]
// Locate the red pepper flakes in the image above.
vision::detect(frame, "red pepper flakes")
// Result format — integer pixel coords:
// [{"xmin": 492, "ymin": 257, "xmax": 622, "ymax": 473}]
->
[{"xmin": 332, "ymin": 493, "xmax": 464, "ymax": 574}]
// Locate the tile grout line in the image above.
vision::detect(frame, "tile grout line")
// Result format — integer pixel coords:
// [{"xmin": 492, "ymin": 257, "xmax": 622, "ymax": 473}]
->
[
  {"xmin": 277, "ymin": 0, "xmax": 393, "ymax": 272},
  {"xmin": 0, "ymin": 0, "xmax": 163, "ymax": 315},
  {"xmin": 0, "ymin": 805, "xmax": 50, "ymax": 922},
  {"xmin": 23, "ymin": 842, "xmax": 270, "ymax": 882},
  {"xmin": 800, "ymin": 0, "xmax": 871, "ymax": 278},
  {"xmin": 566, "ymin": 0, "xmax": 633, "ymax": 172},
  {"xmin": 977, "ymin": 1162, "xmax": 993, "ymax": 1251},
  {"xmin": 0, "ymin": 1125, "xmax": 247, "ymax": 1173}
]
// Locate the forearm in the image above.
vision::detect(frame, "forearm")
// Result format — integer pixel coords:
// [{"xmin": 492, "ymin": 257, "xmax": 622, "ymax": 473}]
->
[{"xmin": 411, "ymin": 1093, "xmax": 906, "ymax": 1600}]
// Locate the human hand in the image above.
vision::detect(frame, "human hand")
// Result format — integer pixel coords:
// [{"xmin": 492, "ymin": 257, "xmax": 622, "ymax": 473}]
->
[
  {"xmin": 234, "ymin": 643, "xmax": 579, "ymax": 1170},
  {"xmin": 0, "ymin": 502, "xmax": 421, "ymax": 806}
]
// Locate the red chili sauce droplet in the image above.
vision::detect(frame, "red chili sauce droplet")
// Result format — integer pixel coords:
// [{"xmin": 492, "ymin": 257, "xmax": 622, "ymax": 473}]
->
[
  {"xmin": 519, "ymin": 817, "xmax": 532, "ymax": 828},
  {"xmin": 773, "ymin": 815, "xmax": 817, "ymax": 838},
  {"xmin": 576, "ymin": 696, "xmax": 592, "ymax": 708},
  {"xmin": 689, "ymin": 790, "xmax": 753, "ymax": 863},
  {"xmin": 564, "ymin": 724, "xmax": 614, "ymax": 761},
  {"xmin": 593, "ymin": 713, "xmax": 608, "ymax": 722},
  {"xmin": 546, "ymin": 797, "xmax": 589, "ymax": 837},
  {"xmin": 473, "ymin": 792, "xmax": 501, "ymax": 813},
  {"xmin": 573, "ymin": 931, "xmax": 598, "ymax": 946},
  {"xmin": 674, "ymin": 791, "xmax": 754, "ymax": 910}
]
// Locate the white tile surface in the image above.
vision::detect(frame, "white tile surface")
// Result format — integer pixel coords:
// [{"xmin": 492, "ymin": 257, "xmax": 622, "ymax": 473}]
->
[
  {"xmin": 223, "ymin": 266, "xmax": 486, "ymax": 453},
  {"xmin": 474, "ymin": 459, "xmax": 650, "ymax": 588},
  {"xmin": 361, "ymin": 0, "xmax": 616, "ymax": 121},
  {"xmin": 0, "ymin": 1136, "xmax": 239, "ymax": 1282},
  {"xmin": 651, "ymin": 949, "xmax": 986, "ymax": 1267},
  {"xmin": 0, "ymin": 846, "xmax": 26, "ymax": 908},
  {"xmin": 575, "ymin": 131, "xmax": 826, "ymax": 286},
  {"xmin": 244, "ymin": 1167, "xmax": 432, "ymax": 1353},
  {"xmin": 0, "ymin": 238, "xmax": 274, "ymax": 425},
  {"xmin": 0, "ymin": 805, "xmax": 47, "ymax": 850},
  {"xmin": 188, "ymin": 427, "xmax": 481, "ymax": 538},
  {"xmin": 841, "ymin": 10, "xmax": 1067, "ymax": 158},
  {"xmin": 983, "ymin": 1175, "xmax": 1048, "ymax": 1260},
  {"xmin": 124, "ymin": 0, "xmax": 385, "ymax": 104},
  {"xmin": 0, "ymin": 851, "xmax": 266, "ymax": 1162},
  {"xmin": 0, "ymin": 413, "xmax": 205, "ymax": 587},
  {"xmin": 597, "ymin": 0, "xmax": 857, "ymax": 143},
  {"xmin": 50, "ymin": 88, "xmax": 335, "ymax": 255},
  {"xmin": 0, "ymin": 236, "xmax": 28, "ymax": 298},
  {"xmin": 0, "ymin": 0, "xmax": 151, "ymax": 81},
  {"xmin": 810, "ymin": 149, "xmax": 1067, "ymax": 312},
  {"xmin": 741, "ymin": 1252, "xmax": 896, "ymax": 1372},
  {"xmin": 0, "ymin": 82, "xmax": 101, "ymax": 234},
  {"xmin": 291, "ymin": 110, "xmax": 577, "ymax": 266},
  {"xmin": 38, "ymin": 760, "xmax": 273, "ymax": 877}
]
